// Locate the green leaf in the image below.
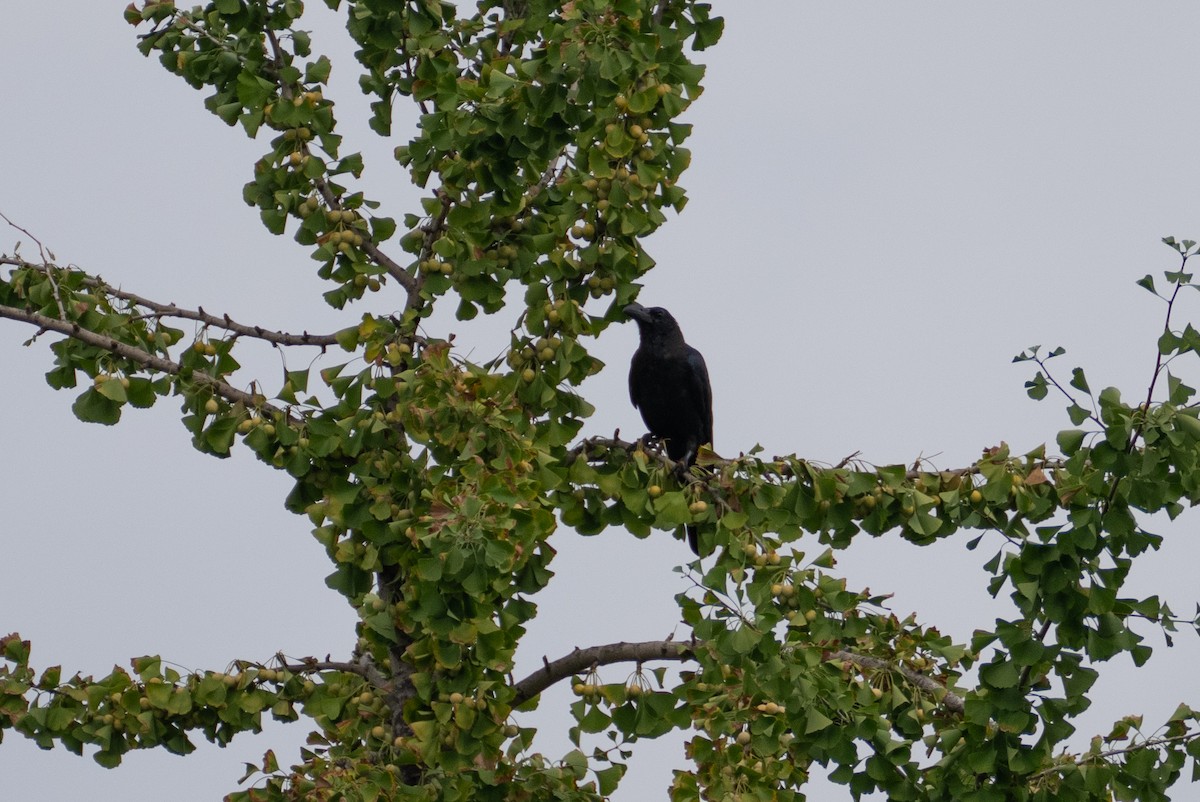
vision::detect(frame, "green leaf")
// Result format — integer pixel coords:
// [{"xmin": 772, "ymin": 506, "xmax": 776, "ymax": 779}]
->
[
  {"xmin": 125, "ymin": 377, "xmax": 157, "ymax": 408},
  {"xmin": 305, "ymin": 56, "xmax": 331, "ymax": 84},
  {"xmin": 693, "ymin": 15, "xmax": 725, "ymax": 50},
  {"xmin": 1167, "ymin": 702, "xmax": 1196, "ymax": 722},
  {"xmin": 1159, "ymin": 329, "xmax": 1182, "ymax": 355},
  {"xmin": 596, "ymin": 765, "xmax": 625, "ymax": 795},
  {"xmin": 1057, "ymin": 429, "xmax": 1087, "ymax": 455},
  {"xmin": 94, "ymin": 378, "xmax": 127, "ymax": 403},
  {"xmin": 484, "ymin": 71, "xmax": 516, "ymax": 99},
  {"xmin": 371, "ymin": 216, "xmax": 397, "ymax": 242},
  {"xmin": 260, "ymin": 209, "xmax": 287, "ymax": 235},
  {"xmin": 728, "ymin": 625, "xmax": 759, "ymax": 654},
  {"xmin": 214, "ymin": 102, "xmax": 242, "ymax": 126},
  {"xmin": 1012, "ymin": 348, "xmax": 1037, "ymax": 363},
  {"xmin": 563, "ymin": 748, "xmax": 588, "ymax": 778},
  {"xmin": 72, "ymin": 388, "xmax": 121, "ymax": 425},
  {"xmin": 1174, "ymin": 411, "xmax": 1200, "ymax": 440},
  {"xmin": 587, "ymin": 147, "xmax": 614, "ymax": 179},
  {"xmin": 804, "ymin": 708, "xmax": 834, "ymax": 734},
  {"xmin": 1167, "ymin": 373, "xmax": 1195, "ymax": 405},
  {"xmin": 653, "ymin": 492, "xmax": 691, "ymax": 527},
  {"xmin": 719, "ymin": 510, "xmax": 747, "ymax": 530},
  {"xmin": 324, "ymin": 564, "xmax": 371, "ymax": 597},
  {"xmin": 1067, "ymin": 403, "xmax": 1091, "ymax": 425},
  {"xmin": 577, "ymin": 704, "xmax": 610, "ymax": 734},
  {"xmin": 204, "ymin": 415, "xmax": 239, "ymax": 455},
  {"xmin": 215, "ymin": 0, "xmax": 240, "ymax": 12},
  {"xmin": 1025, "ymin": 373, "xmax": 1048, "ymax": 401},
  {"xmin": 979, "ymin": 660, "xmax": 1019, "ymax": 689},
  {"xmin": 302, "ymin": 155, "xmax": 326, "ymax": 179}
]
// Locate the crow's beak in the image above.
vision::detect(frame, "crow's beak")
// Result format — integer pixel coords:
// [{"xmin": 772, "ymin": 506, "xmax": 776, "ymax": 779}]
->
[{"xmin": 623, "ymin": 303, "xmax": 650, "ymax": 323}]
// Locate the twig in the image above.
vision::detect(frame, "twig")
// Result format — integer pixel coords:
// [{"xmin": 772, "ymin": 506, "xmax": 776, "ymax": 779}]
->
[
  {"xmin": 834, "ymin": 451, "xmax": 861, "ymax": 469},
  {"xmin": 264, "ymin": 27, "xmax": 286, "ymax": 81},
  {"xmin": 403, "ymin": 56, "xmax": 431, "ymax": 115},
  {"xmin": 1029, "ymin": 730, "xmax": 1200, "ymax": 780},
  {"xmin": 1138, "ymin": 254, "xmax": 1190, "ymax": 435},
  {"xmin": 1031, "ymin": 352, "xmax": 1103, "ymax": 429},
  {"xmin": 0, "ymin": 212, "xmax": 68, "ymax": 320}
]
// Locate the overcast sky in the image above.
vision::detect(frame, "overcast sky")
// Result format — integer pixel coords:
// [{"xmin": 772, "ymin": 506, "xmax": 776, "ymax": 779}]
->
[{"xmin": 4, "ymin": 3, "xmax": 1200, "ymax": 799}]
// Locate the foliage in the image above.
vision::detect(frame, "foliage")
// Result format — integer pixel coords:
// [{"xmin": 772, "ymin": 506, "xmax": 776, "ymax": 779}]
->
[{"xmin": 2, "ymin": 2, "xmax": 1200, "ymax": 800}]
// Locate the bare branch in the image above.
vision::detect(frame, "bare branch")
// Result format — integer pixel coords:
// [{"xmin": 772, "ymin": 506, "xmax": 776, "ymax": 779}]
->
[
  {"xmin": 0, "ymin": 302, "xmax": 298, "ymax": 425},
  {"xmin": 512, "ymin": 640, "xmax": 693, "ymax": 704}
]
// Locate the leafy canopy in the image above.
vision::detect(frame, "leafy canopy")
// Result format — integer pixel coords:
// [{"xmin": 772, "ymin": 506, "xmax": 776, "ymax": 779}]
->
[{"xmin": 2, "ymin": 2, "xmax": 1200, "ymax": 801}]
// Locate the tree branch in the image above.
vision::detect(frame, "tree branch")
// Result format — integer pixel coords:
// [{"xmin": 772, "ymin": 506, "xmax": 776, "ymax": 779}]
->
[
  {"xmin": 261, "ymin": 24, "xmax": 417, "ymax": 300},
  {"xmin": 511, "ymin": 639, "xmax": 965, "ymax": 715},
  {"xmin": 0, "ymin": 302, "xmax": 297, "ymax": 424},
  {"xmin": 277, "ymin": 656, "xmax": 389, "ymax": 691},
  {"xmin": 829, "ymin": 649, "xmax": 964, "ymax": 715},
  {"xmin": 652, "ymin": 0, "xmax": 671, "ymax": 26},
  {"xmin": 310, "ymin": 179, "xmax": 418, "ymax": 299},
  {"xmin": 513, "ymin": 639, "xmax": 693, "ymax": 705},
  {"xmin": 569, "ymin": 435, "xmax": 1065, "ymax": 484},
  {"xmin": 116, "ymin": 297, "xmax": 337, "ymax": 347},
  {"xmin": 525, "ymin": 145, "xmax": 569, "ymax": 204},
  {"xmin": 1, "ymin": 257, "xmax": 340, "ymax": 348}
]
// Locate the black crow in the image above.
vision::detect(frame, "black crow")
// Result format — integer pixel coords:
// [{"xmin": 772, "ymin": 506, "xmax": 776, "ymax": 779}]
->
[{"xmin": 623, "ymin": 303, "xmax": 713, "ymax": 554}]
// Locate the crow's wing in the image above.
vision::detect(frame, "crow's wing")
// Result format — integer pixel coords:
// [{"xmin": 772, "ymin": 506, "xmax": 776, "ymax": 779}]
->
[{"xmin": 684, "ymin": 345, "xmax": 713, "ymax": 450}]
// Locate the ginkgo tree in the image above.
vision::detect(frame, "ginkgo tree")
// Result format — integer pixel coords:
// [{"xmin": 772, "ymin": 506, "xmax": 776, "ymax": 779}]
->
[{"xmin": 3, "ymin": 2, "xmax": 1200, "ymax": 800}]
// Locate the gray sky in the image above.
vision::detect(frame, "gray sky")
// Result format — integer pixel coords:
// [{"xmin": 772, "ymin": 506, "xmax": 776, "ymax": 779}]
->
[{"xmin": 3, "ymin": 2, "xmax": 1200, "ymax": 799}]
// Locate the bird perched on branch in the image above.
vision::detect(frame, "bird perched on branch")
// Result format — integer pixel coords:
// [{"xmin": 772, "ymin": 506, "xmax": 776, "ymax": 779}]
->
[{"xmin": 623, "ymin": 302, "xmax": 713, "ymax": 554}]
